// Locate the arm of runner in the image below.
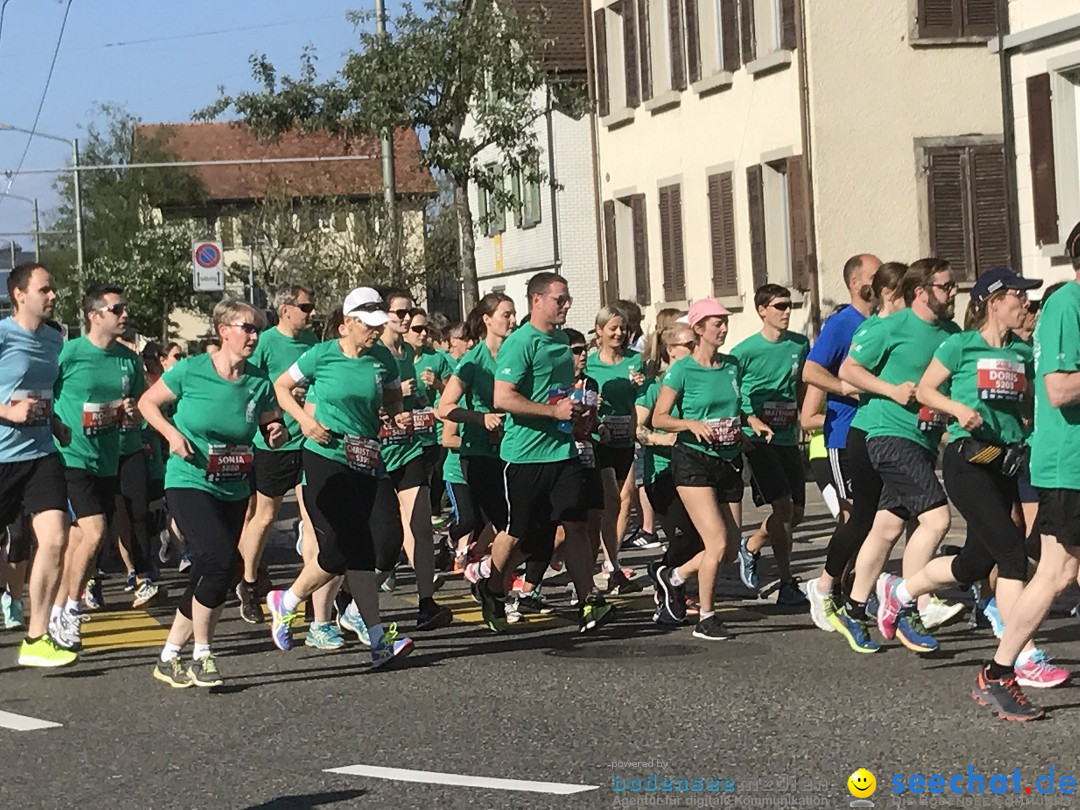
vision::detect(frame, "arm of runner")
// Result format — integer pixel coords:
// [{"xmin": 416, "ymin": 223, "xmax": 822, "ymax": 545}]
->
[
  {"xmin": 435, "ymin": 375, "xmax": 486, "ymax": 425},
  {"xmin": 916, "ymin": 357, "xmax": 981, "ymax": 432},
  {"xmin": 802, "ymin": 360, "xmax": 847, "ymax": 396},
  {"xmin": 839, "ymin": 355, "xmax": 916, "ymax": 406},
  {"xmin": 634, "ymin": 403, "xmax": 675, "ymax": 447},
  {"xmin": 651, "ymin": 384, "xmax": 712, "ymax": 443},
  {"xmin": 493, "ymin": 380, "xmax": 573, "ymax": 422},
  {"xmin": 275, "ymin": 368, "xmax": 330, "ymax": 445},
  {"xmin": 1044, "ymin": 372, "xmax": 1080, "ymax": 409},
  {"xmin": 139, "ymin": 378, "xmax": 193, "ymax": 460},
  {"xmin": 441, "ymin": 418, "xmax": 462, "ymax": 450},
  {"xmin": 800, "ymin": 384, "xmax": 826, "ymax": 432}
]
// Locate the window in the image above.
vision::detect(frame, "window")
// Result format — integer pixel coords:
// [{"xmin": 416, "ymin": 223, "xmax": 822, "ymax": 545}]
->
[
  {"xmin": 594, "ymin": 9, "xmax": 610, "ymax": 116},
  {"xmin": 924, "ymin": 141, "xmax": 1010, "ymax": 282},
  {"xmin": 658, "ymin": 184, "xmax": 685, "ymax": 301},
  {"xmin": 476, "ymin": 163, "xmax": 506, "ymax": 238},
  {"xmin": 1027, "ymin": 73, "xmax": 1059, "ymax": 246},
  {"xmin": 623, "ymin": 0, "xmax": 652, "ymax": 105},
  {"xmin": 694, "ymin": 0, "xmax": 740, "ymax": 78},
  {"xmin": 707, "ymin": 172, "xmax": 738, "ymax": 296},
  {"xmin": 219, "ymin": 215, "xmax": 235, "ymax": 249},
  {"xmin": 1027, "ymin": 68, "xmax": 1080, "ymax": 250},
  {"xmin": 914, "ymin": 0, "xmax": 996, "ymax": 40},
  {"xmin": 603, "ymin": 195, "xmax": 651, "ymax": 306},
  {"xmin": 511, "ymin": 166, "xmax": 542, "ymax": 230},
  {"xmin": 739, "ymin": 0, "xmax": 794, "ymax": 64},
  {"xmin": 746, "ymin": 156, "xmax": 809, "ymax": 292}
]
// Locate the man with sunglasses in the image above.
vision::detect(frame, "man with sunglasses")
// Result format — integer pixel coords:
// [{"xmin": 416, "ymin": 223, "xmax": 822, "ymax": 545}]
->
[
  {"xmin": 50, "ymin": 285, "xmax": 145, "ymax": 652},
  {"xmin": 235, "ymin": 285, "xmax": 319, "ymax": 626},
  {"xmin": 731, "ymin": 284, "xmax": 811, "ymax": 606}
]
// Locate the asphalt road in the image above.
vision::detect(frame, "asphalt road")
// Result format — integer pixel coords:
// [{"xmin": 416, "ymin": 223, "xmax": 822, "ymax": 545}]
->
[{"xmin": 1, "ymin": 492, "xmax": 1078, "ymax": 810}]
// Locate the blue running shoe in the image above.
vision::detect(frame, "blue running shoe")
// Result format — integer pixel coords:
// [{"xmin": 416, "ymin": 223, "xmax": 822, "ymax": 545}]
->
[
  {"xmin": 266, "ymin": 589, "xmax": 298, "ymax": 651},
  {"xmin": 124, "ymin": 572, "xmax": 137, "ymax": 593},
  {"xmin": 827, "ymin": 606, "xmax": 880, "ymax": 654},
  {"xmin": 737, "ymin": 537, "xmax": 760, "ymax": 591},
  {"xmin": 305, "ymin": 621, "xmax": 345, "ymax": 650},
  {"xmin": 337, "ymin": 602, "xmax": 370, "ymax": 646},
  {"xmin": 370, "ymin": 623, "xmax": 414, "ymax": 669},
  {"xmin": 984, "ymin": 598, "xmax": 1004, "ymax": 639},
  {"xmin": 866, "ymin": 591, "xmax": 879, "ymax": 620},
  {"xmin": 896, "ymin": 607, "xmax": 939, "ymax": 653}
]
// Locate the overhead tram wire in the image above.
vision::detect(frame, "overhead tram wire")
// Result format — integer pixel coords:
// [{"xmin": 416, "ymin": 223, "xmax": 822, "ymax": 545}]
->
[{"xmin": 1, "ymin": 153, "xmax": 379, "ymax": 177}]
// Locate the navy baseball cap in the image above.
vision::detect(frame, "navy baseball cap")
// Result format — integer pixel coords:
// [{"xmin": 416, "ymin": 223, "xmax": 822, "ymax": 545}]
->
[
  {"xmin": 1067, "ymin": 221, "xmax": 1080, "ymax": 259},
  {"xmin": 970, "ymin": 267, "xmax": 1043, "ymax": 303}
]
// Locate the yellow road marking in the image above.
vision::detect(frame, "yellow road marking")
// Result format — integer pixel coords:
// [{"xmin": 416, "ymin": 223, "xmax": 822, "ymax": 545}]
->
[{"xmin": 81, "ymin": 610, "xmax": 170, "ymax": 651}]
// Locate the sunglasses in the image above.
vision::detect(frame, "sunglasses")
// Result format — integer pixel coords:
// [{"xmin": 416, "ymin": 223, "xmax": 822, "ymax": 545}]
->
[
  {"xmin": 96, "ymin": 303, "xmax": 127, "ymax": 316},
  {"xmin": 229, "ymin": 323, "xmax": 260, "ymax": 335},
  {"xmin": 550, "ymin": 294, "xmax": 572, "ymax": 307},
  {"xmin": 570, "ymin": 346, "xmax": 587, "ymax": 355},
  {"xmin": 293, "ymin": 302, "xmax": 316, "ymax": 314},
  {"xmin": 927, "ymin": 281, "xmax": 957, "ymax": 293},
  {"xmin": 390, "ymin": 308, "xmax": 411, "ymax": 320},
  {"xmin": 410, "ymin": 324, "xmax": 429, "ymax": 334},
  {"xmin": 768, "ymin": 301, "xmax": 793, "ymax": 311},
  {"xmin": 668, "ymin": 341, "xmax": 695, "ymax": 349},
  {"xmin": 352, "ymin": 301, "xmax": 387, "ymax": 314}
]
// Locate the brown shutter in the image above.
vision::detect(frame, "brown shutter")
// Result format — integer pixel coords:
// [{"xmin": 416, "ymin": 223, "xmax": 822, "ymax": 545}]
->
[
  {"xmin": 594, "ymin": 9, "xmax": 610, "ymax": 117},
  {"xmin": 603, "ymin": 200, "xmax": 619, "ymax": 302},
  {"xmin": 659, "ymin": 185, "xmax": 685, "ymax": 301},
  {"xmin": 1027, "ymin": 73, "xmax": 1059, "ymax": 246},
  {"xmin": 739, "ymin": 0, "xmax": 755, "ymax": 65},
  {"xmin": 962, "ymin": 0, "xmax": 997, "ymax": 37},
  {"xmin": 630, "ymin": 194, "xmax": 651, "ymax": 305},
  {"xmin": 623, "ymin": 0, "xmax": 640, "ymax": 107},
  {"xmin": 970, "ymin": 144, "xmax": 1011, "ymax": 276},
  {"xmin": 927, "ymin": 148, "xmax": 973, "ymax": 280},
  {"xmin": 918, "ymin": 0, "xmax": 960, "ymax": 38},
  {"xmin": 781, "ymin": 0, "xmax": 797, "ymax": 50},
  {"xmin": 709, "ymin": 172, "xmax": 738, "ymax": 297},
  {"xmin": 786, "ymin": 155, "xmax": 810, "ymax": 291},
  {"xmin": 746, "ymin": 164, "xmax": 767, "ymax": 290},
  {"xmin": 720, "ymin": 0, "xmax": 740, "ymax": 71},
  {"xmin": 684, "ymin": 0, "xmax": 700, "ymax": 83},
  {"xmin": 638, "ymin": 0, "xmax": 653, "ymax": 101},
  {"xmin": 669, "ymin": 0, "xmax": 686, "ymax": 91}
]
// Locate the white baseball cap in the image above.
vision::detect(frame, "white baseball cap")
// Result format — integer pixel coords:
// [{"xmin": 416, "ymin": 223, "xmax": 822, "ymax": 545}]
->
[{"xmin": 343, "ymin": 287, "xmax": 389, "ymax": 327}]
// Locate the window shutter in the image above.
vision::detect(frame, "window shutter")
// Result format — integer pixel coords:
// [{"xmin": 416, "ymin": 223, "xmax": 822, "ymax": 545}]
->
[
  {"xmin": 1027, "ymin": 73, "xmax": 1059, "ymax": 246},
  {"xmin": 623, "ymin": 0, "xmax": 641, "ymax": 107},
  {"xmin": 962, "ymin": 0, "xmax": 997, "ymax": 37},
  {"xmin": 781, "ymin": 0, "xmax": 797, "ymax": 50},
  {"xmin": 659, "ymin": 185, "xmax": 685, "ymax": 301},
  {"xmin": 603, "ymin": 200, "xmax": 620, "ymax": 302},
  {"xmin": 927, "ymin": 148, "xmax": 972, "ymax": 280},
  {"xmin": 630, "ymin": 194, "xmax": 651, "ymax": 305},
  {"xmin": 720, "ymin": 0, "xmax": 741, "ymax": 71},
  {"xmin": 709, "ymin": 172, "xmax": 738, "ymax": 297},
  {"xmin": 511, "ymin": 171, "xmax": 523, "ymax": 228},
  {"xmin": 786, "ymin": 155, "xmax": 810, "ymax": 291},
  {"xmin": 969, "ymin": 144, "xmax": 1011, "ymax": 276},
  {"xmin": 739, "ymin": 0, "xmax": 756, "ymax": 65},
  {"xmin": 668, "ymin": 0, "xmax": 686, "ymax": 91},
  {"xmin": 684, "ymin": 0, "xmax": 700, "ymax": 84},
  {"xmin": 594, "ymin": 9, "xmax": 610, "ymax": 117},
  {"xmin": 332, "ymin": 211, "xmax": 348, "ymax": 233},
  {"xmin": 746, "ymin": 164, "xmax": 768, "ymax": 290},
  {"xmin": 476, "ymin": 179, "xmax": 489, "ymax": 237},
  {"xmin": 918, "ymin": 0, "xmax": 960, "ymax": 38},
  {"xmin": 492, "ymin": 165, "xmax": 506, "ymax": 235},
  {"xmin": 638, "ymin": 0, "xmax": 653, "ymax": 101}
]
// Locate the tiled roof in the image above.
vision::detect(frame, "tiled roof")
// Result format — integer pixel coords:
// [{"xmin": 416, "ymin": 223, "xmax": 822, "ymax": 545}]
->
[
  {"xmin": 505, "ymin": 0, "xmax": 587, "ymax": 77},
  {"xmin": 134, "ymin": 122, "xmax": 438, "ymax": 203}
]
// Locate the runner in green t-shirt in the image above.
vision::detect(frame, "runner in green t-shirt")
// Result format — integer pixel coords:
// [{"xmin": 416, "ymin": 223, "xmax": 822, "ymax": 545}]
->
[
  {"xmin": 435, "ymin": 319, "xmax": 476, "ymax": 570},
  {"xmin": 729, "ymin": 284, "xmax": 810, "ymax": 607},
  {"xmin": 140, "ymin": 299, "xmax": 285, "ymax": 689},
  {"xmin": 234, "ymin": 285, "xmax": 324, "ymax": 630}
]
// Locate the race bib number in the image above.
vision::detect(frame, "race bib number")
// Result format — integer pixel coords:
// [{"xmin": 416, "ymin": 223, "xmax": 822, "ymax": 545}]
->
[
  {"xmin": 976, "ymin": 358, "xmax": 1026, "ymax": 402},
  {"xmin": 82, "ymin": 400, "xmax": 122, "ymax": 436},
  {"xmin": 344, "ymin": 435, "xmax": 381, "ymax": 475},
  {"xmin": 603, "ymin": 414, "xmax": 633, "ymax": 442},
  {"xmin": 10, "ymin": 389, "xmax": 53, "ymax": 426},
  {"xmin": 917, "ymin": 405, "xmax": 948, "ymax": 432},
  {"xmin": 706, "ymin": 417, "xmax": 742, "ymax": 447},
  {"xmin": 379, "ymin": 416, "xmax": 414, "ymax": 446},
  {"xmin": 575, "ymin": 440, "xmax": 596, "ymax": 469},
  {"xmin": 761, "ymin": 401, "xmax": 797, "ymax": 431},
  {"xmin": 205, "ymin": 444, "xmax": 253, "ymax": 483},
  {"xmin": 412, "ymin": 407, "xmax": 436, "ymax": 436}
]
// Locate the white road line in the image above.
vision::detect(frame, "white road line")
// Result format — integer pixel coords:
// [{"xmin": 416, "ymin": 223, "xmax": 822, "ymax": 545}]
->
[
  {"xmin": 325, "ymin": 764, "xmax": 598, "ymax": 795},
  {"xmin": 0, "ymin": 710, "xmax": 61, "ymax": 732}
]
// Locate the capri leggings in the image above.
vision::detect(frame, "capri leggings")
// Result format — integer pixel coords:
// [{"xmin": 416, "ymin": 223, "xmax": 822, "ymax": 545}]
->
[
  {"xmin": 646, "ymin": 470, "xmax": 704, "ymax": 570},
  {"xmin": 941, "ymin": 442, "xmax": 1027, "ymax": 584},
  {"xmin": 822, "ymin": 428, "xmax": 881, "ymax": 581},
  {"xmin": 118, "ymin": 450, "xmax": 155, "ymax": 577},
  {"xmin": 446, "ymin": 481, "xmax": 479, "ymax": 544},
  {"xmin": 166, "ymin": 488, "xmax": 247, "ymax": 618},
  {"xmin": 302, "ymin": 449, "xmax": 380, "ymax": 575}
]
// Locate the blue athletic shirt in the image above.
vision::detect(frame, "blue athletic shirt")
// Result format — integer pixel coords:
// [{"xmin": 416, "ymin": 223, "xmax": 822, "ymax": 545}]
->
[
  {"xmin": 0, "ymin": 317, "xmax": 63, "ymax": 462},
  {"xmin": 806, "ymin": 304, "xmax": 865, "ymax": 449}
]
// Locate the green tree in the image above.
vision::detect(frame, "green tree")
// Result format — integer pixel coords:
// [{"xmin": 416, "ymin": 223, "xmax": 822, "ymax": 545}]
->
[{"xmin": 198, "ymin": 0, "xmax": 585, "ymax": 311}]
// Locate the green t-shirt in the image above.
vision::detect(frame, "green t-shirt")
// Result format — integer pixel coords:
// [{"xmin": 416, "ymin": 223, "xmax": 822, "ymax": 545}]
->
[
  {"xmin": 413, "ymin": 345, "xmax": 451, "ymax": 448},
  {"xmin": 495, "ymin": 322, "xmax": 576, "ymax": 464},
  {"xmin": 161, "ymin": 354, "xmax": 275, "ymax": 501},
  {"xmin": 1031, "ymin": 281, "xmax": 1080, "ymax": 489},
  {"xmin": 54, "ymin": 337, "xmax": 143, "ymax": 477},
  {"xmin": 729, "ymin": 331, "xmax": 809, "ymax": 447},
  {"xmin": 586, "ymin": 349, "xmax": 643, "ymax": 448},
  {"xmin": 933, "ymin": 330, "xmax": 1032, "ymax": 446},
  {"xmin": 443, "ymin": 422, "xmax": 466, "ymax": 485},
  {"xmin": 290, "ymin": 339, "xmax": 399, "ymax": 471},
  {"xmin": 453, "ymin": 342, "xmax": 501, "ymax": 459},
  {"xmin": 848, "ymin": 307, "xmax": 961, "ymax": 450},
  {"xmin": 636, "ymin": 376, "xmax": 672, "ymax": 484},
  {"xmin": 249, "ymin": 326, "xmax": 318, "ymax": 452},
  {"xmin": 662, "ymin": 354, "xmax": 743, "ymax": 460},
  {"xmin": 143, "ymin": 425, "xmax": 165, "ymax": 482}
]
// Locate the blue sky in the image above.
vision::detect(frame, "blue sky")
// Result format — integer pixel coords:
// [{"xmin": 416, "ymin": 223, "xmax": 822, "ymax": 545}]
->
[{"xmin": 0, "ymin": 0, "xmax": 378, "ymax": 242}]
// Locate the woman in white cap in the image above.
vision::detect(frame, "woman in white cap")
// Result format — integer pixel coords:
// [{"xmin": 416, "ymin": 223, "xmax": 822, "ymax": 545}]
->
[
  {"xmin": 652, "ymin": 298, "xmax": 772, "ymax": 641},
  {"xmin": 264, "ymin": 287, "xmax": 414, "ymax": 669}
]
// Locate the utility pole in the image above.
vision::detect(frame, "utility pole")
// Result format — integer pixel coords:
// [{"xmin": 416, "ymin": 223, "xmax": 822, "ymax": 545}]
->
[
  {"xmin": 72, "ymin": 138, "xmax": 84, "ymax": 285},
  {"xmin": 375, "ymin": 0, "xmax": 400, "ymax": 276}
]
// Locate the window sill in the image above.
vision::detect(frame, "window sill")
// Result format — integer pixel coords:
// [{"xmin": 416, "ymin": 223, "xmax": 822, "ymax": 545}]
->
[
  {"xmin": 909, "ymin": 35, "xmax": 994, "ymax": 47},
  {"xmin": 601, "ymin": 107, "xmax": 636, "ymax": 129},
  {"xmin": 717, "ymin": 294, "xmax": 744, "ymax": 312},
  {"xmin": 691, "ymin": 72, "xmax": 734, "ymax": 97},
  {"xmin": 745, "ymin": 50, "xmax": 793, "ymax": 77},
  {"xmin": 521, "ymin": 219, "xmax": 541, "ymax": 231},
  {"xmin": 643, "ymin": 90, "xmax": 681, "ymax": 115}
]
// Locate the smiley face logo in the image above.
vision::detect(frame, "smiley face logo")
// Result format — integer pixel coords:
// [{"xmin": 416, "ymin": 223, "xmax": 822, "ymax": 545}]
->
[{"xmin": 848, "ymin": 768, "xmax": 876, "ymax": 798}]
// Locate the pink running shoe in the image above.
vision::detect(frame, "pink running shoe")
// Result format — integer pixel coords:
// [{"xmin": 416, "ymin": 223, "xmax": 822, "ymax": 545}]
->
[
  {"xmin": 463, "ymin": 561, "xmax": 482, "ymax": 585},
  {"xmin": 1015, "ymin": 649, "xmax": 1070, "ymax": 689}
]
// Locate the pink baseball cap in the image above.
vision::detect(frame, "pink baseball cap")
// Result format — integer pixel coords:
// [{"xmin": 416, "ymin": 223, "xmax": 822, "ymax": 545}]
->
[{"xmin": 687, "ymin": 298, "xmax": 731, "ymax": 326}]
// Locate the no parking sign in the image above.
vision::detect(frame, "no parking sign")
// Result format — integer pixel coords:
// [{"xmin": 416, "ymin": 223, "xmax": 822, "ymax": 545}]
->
[{"xmin": 192, "ymin": 240, "xmax": 225, "ymax": 292}]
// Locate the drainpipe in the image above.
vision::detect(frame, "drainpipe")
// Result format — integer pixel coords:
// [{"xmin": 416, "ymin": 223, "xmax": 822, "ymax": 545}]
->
[
  {"xmin": 995, "ymin": 0, "xmax": 1021, "ymax": 271},
  {"xmin": 546, "ymin": 84, "xmax": 561, "ymax": 269},
  {"xmin": 794, "ymin": 0, "xmax": 821, "ymax": 335},
  {"xmin": 583, "ymin": 0, "xmax": 608, "ymax": 304}
]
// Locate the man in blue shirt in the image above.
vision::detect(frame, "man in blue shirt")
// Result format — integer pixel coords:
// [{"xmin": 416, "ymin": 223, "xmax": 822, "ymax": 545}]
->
[{"xmin": 0, "ymin": 263, "xmax": 76, "ymax": 668}]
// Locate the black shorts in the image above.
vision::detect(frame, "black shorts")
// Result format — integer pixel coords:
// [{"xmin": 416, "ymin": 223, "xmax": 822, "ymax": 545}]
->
[
  {"xmin": 670, "ymin": 443, "xmax": 744, "ymax": 503},
  {"xmin": 0, "ymin": 453, "xmax": 68, "ymax": 525},
  {"xmin": 505, "ymin": 459, "xmax": 587, "ymax": 539},
  {"xmin": 866, "ymin": 436, "xmax": 947, "ymax": 520},
  {"xmin": 254, "ymin": 448, "xmax": 303, "ymax": 499},
  {"xmin": 462, "ymin": 455, "xmax": 509, "ymax": 533},
  {"xmin": 302, "ymin": 449, "xmax": 379, "ymax": 574},
  {"xmin": 65, "ymin": 467, "xmax": 118, "ymax": 522},
  {"xmin": 388, "ymin": 452, "xmax": 431, "ymax": 492},
  {"xmin": 581, "ymin": 463, "xmax": 606, "ymax": 511},
  {"xmin": 1034, "ymin": 487, "xmax": 1080, "ymax": 547},
  {"xmin": 746, "ymin": 443, "xmax": 806, "ymax": 507},
  {"xmin": 595, "ymin": 444, "xmax": 635, "ymax": 482}
]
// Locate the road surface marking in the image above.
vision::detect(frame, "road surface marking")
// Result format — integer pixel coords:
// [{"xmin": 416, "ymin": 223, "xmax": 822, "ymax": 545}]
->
[
  {"xmin": 325, "ymin": 764, "xmax": 598, "ymax": 794},
  {"xmin": 0, "ymin": 710, "xmax": 61, "ymax": 731}
]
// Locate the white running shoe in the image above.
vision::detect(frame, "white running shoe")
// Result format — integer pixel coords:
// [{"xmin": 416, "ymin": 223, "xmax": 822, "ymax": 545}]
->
[
  {"xmin": 804, "ymin": 577, "xmax": 835, "ymax": 633},
  {"xmin": 920, "ymin": 596, "xmax": 964, "ymax": 630}
]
